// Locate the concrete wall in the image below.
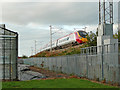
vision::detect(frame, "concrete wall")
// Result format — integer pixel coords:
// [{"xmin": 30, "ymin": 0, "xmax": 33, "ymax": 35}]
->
[{"xmin": 22, "ymin": 52, "xmax": 120, "ymax": 85}]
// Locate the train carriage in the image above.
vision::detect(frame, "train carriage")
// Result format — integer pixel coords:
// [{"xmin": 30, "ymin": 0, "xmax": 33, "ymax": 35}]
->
[
  {"xmin": 40, "ymin": 30, "xmax": 88, "ymax": 52},
  {"xmin": 57, "ymin": 33, "xmax": 76, "ymax": 47}
]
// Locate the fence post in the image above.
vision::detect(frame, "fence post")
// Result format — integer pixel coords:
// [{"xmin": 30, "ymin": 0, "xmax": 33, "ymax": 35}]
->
[
  {"xmin": 86, "ymin": 48, "xmax": 88, "ymax": 78},
  {"xmin": 75, "ymin": 55, "xmax": 77, "ymax": 75},
  {"xmin": 101, "ymin": 45, "xmax": 104, "ymax": 80},
  {"xmin": 61, "ymin": 56, "xmax": 62, "ymax": 73},
  {"xmin": 56, "ymin": 57, "xmax": 57, "ymax": 72},
  {"xmin": 67, "ymin": 56, "xmax": 68, "ymax": 74}
]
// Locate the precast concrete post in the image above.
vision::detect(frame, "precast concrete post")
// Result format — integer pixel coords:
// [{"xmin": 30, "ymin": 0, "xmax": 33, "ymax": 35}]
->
[{"xmin": 118, "ymin": 1, "xmax": 120, "ymax": 85}]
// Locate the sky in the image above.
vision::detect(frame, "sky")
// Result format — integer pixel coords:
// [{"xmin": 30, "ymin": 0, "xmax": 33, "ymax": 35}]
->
[{"xmin": 0, "ymin": 0, "xmax": 119, "ymax": 56}]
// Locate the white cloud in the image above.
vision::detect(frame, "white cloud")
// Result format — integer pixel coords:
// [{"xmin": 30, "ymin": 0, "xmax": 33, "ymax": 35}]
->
[
  {"xmin": 2, "ymin": 2, "xmax": 98, "ymax": 25},
  {"xmin": 1, "ymin": 0, "xmax": 120, "ymax": 2}
]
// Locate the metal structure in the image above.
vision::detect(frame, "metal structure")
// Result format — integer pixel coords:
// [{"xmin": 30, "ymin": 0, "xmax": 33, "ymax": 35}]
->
[
  {"xmin": 118, "ymin": 1, "xmax": 120, "ymax": 74},
  {"xmin": 0, "ymin": 24, "xmax": 18, "ymax": 81},
  {"xmin": 119, "ymin": 1, "xmax": 120, "ymax": 42},
  {"xmin": 50, "ymin": 25, "xmax": 52, "ymax": 52},
  {"xmin": 22, "ymin": 42, "xmax": 120, "ymax": 84},
  {"xmin": 99, "ymin": 0, "xmax": 113, "ymax": 25},
  {"xmin": 49, "ymin": 25, "xmax": 62, "ymax": 52},
  {"xmin": 98, "ymin": 0, "xmax": 113, "ymax": 37}
]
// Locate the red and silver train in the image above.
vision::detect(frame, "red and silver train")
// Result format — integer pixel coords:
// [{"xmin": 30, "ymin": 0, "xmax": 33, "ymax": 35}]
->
[{"xmin": 40, "ymin": 30, "xmax": 88, "ymax": 52}]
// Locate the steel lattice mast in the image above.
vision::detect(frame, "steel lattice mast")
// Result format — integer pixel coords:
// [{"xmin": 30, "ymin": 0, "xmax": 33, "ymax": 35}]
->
[
  {"xmin": 99, "ymin": 0, "xmax": 113, "ymax": 25},
  {"xmin": 98, "ymin": 0, "xmax": 113, "ymax": 36}
]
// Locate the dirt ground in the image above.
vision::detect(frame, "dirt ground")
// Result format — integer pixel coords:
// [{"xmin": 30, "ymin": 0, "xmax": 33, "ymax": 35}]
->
[{"xmin": 28, "ymin": 66, "xmax": 71, "ymax": 79}]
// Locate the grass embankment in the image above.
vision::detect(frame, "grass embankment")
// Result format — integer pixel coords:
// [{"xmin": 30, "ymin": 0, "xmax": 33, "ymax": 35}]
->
[
  {"xmin": 2, "ymin": 78, "xmax": 118, "ymax": 88},
  {"xmin": 31, "ymin": 44, "xmax": 88, "ymax": 57}
]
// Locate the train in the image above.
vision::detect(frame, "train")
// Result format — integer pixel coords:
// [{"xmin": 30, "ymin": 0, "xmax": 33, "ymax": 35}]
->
[{"xmin": 40, "ymin": 30, "xmax": 88, "ymax": 52}]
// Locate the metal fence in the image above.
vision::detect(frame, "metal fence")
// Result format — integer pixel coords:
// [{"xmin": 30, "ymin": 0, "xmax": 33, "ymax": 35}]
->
[
  {"xmin": 0, "ymin": 25, "xmax": 18, "ymax": 81},
  {"xmin": 22, "ymin": 42, "xmax": 120, "ymax": 85},
  {"xmin": 80, "ymin": 42, "xmax": 120, "ymax": 55}
]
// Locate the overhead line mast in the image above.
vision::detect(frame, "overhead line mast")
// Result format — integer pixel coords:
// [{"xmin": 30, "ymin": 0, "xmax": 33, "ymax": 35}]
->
[
  {"xmin": 99, "ymin": 0, "xmax": 113, "ymax": 25},
  {"xmin": 98, "ymin": 0, "xmax": 113, "ymax": 37}
]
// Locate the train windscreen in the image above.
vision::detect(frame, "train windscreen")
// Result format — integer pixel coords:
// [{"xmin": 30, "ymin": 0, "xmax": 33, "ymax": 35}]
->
[{"xmin": 78, "ymin": 31, "xmax": 87, "ymax": 38}]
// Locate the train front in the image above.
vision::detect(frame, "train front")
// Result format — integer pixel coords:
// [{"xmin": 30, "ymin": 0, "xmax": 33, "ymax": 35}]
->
[{"xmin": 75, "ymin": 30, "xmax": 88, "ymax": 44}]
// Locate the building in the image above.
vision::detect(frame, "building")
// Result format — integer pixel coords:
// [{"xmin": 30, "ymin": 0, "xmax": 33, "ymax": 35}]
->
[{"xmin": 0, "ymin": 24, "xmax": 18, "ymax": 81}]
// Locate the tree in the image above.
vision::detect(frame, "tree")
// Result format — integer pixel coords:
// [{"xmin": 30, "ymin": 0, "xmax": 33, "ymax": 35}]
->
[
  {"xmin": 118, "ymin": 31, "xmax": 120, "ymax": 42},
  {"xmin": 86, "ymin": 31, "xmax": 97, "ymax": 46},
  {"xmin": 113, "ymin": 33, "xmax": 118, "ymax": 39}
]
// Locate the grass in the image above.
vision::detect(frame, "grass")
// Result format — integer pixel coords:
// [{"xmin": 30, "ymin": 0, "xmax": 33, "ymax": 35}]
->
[{"xmin": 2, "ymin": 78, "xmax": 119, "ymax": 88}]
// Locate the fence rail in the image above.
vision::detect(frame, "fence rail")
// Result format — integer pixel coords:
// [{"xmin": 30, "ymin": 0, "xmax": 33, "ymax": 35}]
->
[{"xmin": 80, "ymin": 42, "xmax": 120, "ymax": 55}]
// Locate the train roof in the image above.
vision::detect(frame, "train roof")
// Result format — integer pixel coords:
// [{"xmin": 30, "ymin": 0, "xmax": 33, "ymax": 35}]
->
[
  {"xmin": 57, "ymin": 30, "xmax": 87, "ymax": 40},
  {"xmin": 56, "ymin": 32, "xmax": 73, "ymax": 40}
]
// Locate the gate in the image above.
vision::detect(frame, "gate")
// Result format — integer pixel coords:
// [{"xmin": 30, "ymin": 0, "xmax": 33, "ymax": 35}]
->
[{"xmin": 0, "ymin": 24, "xmax": 18, "ymax": 81}]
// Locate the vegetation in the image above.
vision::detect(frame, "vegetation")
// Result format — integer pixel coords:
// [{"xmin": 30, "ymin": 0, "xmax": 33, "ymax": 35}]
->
[
  {"xmin": 31, "ymin": 44, "xmax": 89, "ymax": 57},
  {"xmin": 86, "ymin": 31, "xmax": 97, "ymax": 46},
  {"xmin": 2, "ymin": 78, "xmax": 118, "ymax": 88},
  {"xmin": 21, "ymin": 55, "xmax": 28, "ymax": 59},
  {"xmin": 113, "ymin": 33, "xmax": 118, "ymax": 39},
  {"xmin": 118, "ymin": 31, "xmax": 120, "ymax": 42}
]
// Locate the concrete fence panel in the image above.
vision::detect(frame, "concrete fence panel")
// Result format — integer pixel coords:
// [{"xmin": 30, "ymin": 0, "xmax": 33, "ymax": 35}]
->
[{"xmin": 22, "ymin": 43, "xmax": 120, "ymax": 85}]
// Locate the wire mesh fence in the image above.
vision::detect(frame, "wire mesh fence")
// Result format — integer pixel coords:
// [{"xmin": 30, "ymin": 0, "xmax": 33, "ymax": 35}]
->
[{"xmin": 0, "ymin": 25, "xmax": 18, "ymax": 81}]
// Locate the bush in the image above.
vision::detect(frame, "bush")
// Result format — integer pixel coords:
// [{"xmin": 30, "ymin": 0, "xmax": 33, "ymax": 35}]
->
[{"xmin": 21, "ymin": 55, "xmax": 28, "ymax": 59}]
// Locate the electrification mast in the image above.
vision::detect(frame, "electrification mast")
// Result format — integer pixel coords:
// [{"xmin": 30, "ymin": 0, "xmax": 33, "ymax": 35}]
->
[
  {"xmin": 99, "ymin": 0, "xmax": 113, "ymax": 25},
  {"xmin": 98, "ymin": 0, "xmax": 113, "ymax": 37},
  {"xmin": 98, "ymin": 0, "xmax": 115, "ymax": 80}
]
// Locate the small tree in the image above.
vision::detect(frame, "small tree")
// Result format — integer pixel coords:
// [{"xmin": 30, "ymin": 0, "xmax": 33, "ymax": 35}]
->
[
  {"xmin": 118, "ymin": 31, "xmax": 120, "ymax": 42},
  {"xmin": 86, "ymin": 31, "xmax": 97, "ymax": 46}
]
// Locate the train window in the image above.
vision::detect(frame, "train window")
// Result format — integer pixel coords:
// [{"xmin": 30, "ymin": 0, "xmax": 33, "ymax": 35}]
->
[
  {"xmin": 78, "ymin": 31, "xmax": 87, "ymax": 38},
  {"xmin": 59, "ymin": 37, "xmax": 69, "ymax": 43},
  {"xmin": 67, "ymin": 37, "xmax": 69, "ymax": 40}
]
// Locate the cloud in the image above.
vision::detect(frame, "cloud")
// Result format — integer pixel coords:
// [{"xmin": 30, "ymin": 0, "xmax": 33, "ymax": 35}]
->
[
  {"xmin": 2, "ymin": 2, "xmax": 118, "ymax": 25},
  {"xmin": 1, "ymin": 0, "xmax": 120, "ymax": 2},
  {"xmin": 2, "ymin": 2, "xmax": 99, "ymax": 25}
]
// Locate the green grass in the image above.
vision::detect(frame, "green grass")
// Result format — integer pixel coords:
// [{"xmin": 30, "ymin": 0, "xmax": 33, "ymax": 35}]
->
[{"xmin": 2, "ymin": 78, "xmax": 119, "ymax": 88}]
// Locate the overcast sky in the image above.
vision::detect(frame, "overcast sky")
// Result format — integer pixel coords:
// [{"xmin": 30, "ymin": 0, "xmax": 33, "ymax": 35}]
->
[{"xmin": 0, "ymin": 1, "xmax": 119, "ymax": 56}]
